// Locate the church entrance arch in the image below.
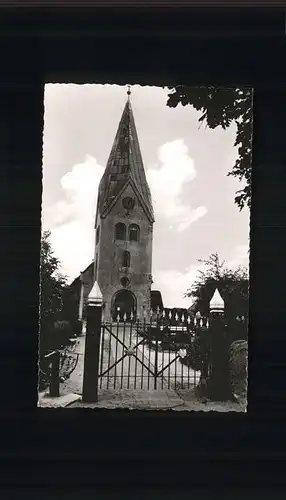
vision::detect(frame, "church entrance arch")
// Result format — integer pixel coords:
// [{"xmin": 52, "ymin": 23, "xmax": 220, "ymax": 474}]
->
[{"xmin": 112, "ymin": 290, "xmax": 137, "ymax": 321}]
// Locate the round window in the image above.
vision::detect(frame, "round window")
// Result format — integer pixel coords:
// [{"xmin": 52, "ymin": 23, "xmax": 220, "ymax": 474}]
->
[
  {"xmin": 122, "ymin": 197, "xmax": 135, "ymax": 210},
  {"xmin": 121, "ymin": 277, "xmax": 130, "ymax": 287}
]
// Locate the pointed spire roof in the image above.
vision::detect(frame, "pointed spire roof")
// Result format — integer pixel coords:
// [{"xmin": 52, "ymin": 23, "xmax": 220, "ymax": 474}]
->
[
  {"xmin": 98, "ymin": 89, "xmax": 154, "ymax": 222},
  {"xmin": 209, "ymin": 288, "xmax": 225, "ymax": 312}
]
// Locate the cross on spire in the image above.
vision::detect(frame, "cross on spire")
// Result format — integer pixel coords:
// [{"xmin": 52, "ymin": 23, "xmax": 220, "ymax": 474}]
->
[{"xmin": 127, "ymin": 85, "xmax": 131, "ymax": 100}]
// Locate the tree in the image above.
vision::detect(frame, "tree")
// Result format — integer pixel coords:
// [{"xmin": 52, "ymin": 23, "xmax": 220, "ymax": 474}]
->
[
  {"xmin": 166, "ymin": 86, "xmax": 253, "ymax": 211},
  {"xmin": 186, "ymin": 253, "xmax": 249, "ymax": 341},
  {"xmin": 39, "ymin": 230, "xmax": 67, "ymax": 353},
  {"xmin": 39, "ymin": 232, "xmax": 83, "ymax": 392},
  {"xmin": 62, "ymin": 285, "xmax": 83, "ymax": 337},
  {"xmin": 184, "ymin": 253, "xmax": 248, "ymax": 400}
]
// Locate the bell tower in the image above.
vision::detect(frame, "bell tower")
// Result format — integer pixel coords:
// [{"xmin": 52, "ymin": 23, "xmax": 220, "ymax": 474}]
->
[{"xmin": 93, "ymin": 87, "xmax": 154, "ymax": 321}]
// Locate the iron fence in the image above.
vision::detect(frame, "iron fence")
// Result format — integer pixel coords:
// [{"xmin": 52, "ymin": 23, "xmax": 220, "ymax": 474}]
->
[{"xmin": 98, "ymin": 310, "xmax": 202, "ymax": 391}]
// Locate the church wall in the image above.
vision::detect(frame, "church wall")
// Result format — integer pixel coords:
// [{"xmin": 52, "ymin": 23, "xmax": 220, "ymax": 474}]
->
[{"xmin": 95, "ymin": 184, "xmax": 153, "ymax": 321}]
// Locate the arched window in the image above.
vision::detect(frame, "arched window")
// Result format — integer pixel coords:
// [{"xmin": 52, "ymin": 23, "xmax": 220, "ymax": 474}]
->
[
  {"xmin": 129, "ymin": 224, "xmax": 140, "ymax": 242},
  {"xmin": 122, "ymin": 250, "xmax": 130, "ymax": 268},
  {"xmin": 115, "ymin": 222, "xmax": 126, "ymax": 241}
]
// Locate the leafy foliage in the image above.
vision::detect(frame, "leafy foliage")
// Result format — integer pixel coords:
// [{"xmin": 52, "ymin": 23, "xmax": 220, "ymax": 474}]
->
[
  {"xmin": 183, "ymin": 325, "xmax": 210, "ymax": 372},
  {"xmin": 166, "ymin": 86, "xmax": 253, "ymax": 211},
  {"xmin": 39, "ymin": 231, "xmax": 70, "ymax": 355},
  {"xmin": 182, "ymin": 254, "xmax": 248, "ymax": 399},
  {"xmin": 45, "ymin": 320, "xmax": 73, "ymax": 351},
  {"xmin": 40, "ymin": 231, "xmax": 67, "ymax": 330},
  {"xmin": 38, "ymin": 232, "xmax": 81, "ymax": 390},
  {"xmin": 62, "ymin": 286, "xmax": 83, "ymax": 337},
  {"xmin": 186, "ymin": 253, "xmax": 248, "ymax": 342}
]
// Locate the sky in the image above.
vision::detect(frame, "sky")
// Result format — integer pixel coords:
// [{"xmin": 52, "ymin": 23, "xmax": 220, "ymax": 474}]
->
[{"xmin": 42, "ymin": 84, "xmax": 250, "ymax": 308}]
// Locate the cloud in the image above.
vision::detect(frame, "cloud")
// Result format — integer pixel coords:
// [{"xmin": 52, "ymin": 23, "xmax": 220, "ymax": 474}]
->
[
  {"xmin": 43, "ymin": 140, "xmax": 207, "ymax": 286},
  {"xmin": 44, "ymin": 155, "xmax": 104, "ymax": 280},
  {"xmin": 47, "ymin": 154, "xmax": 104, "ymax": 226},
  {"xmin": 147, "ymin": 139, "xmax": 207, "ymax": 232},
  {"xmin": 152, "ymin": 264, "xmax": 205, "ymax": 309}
]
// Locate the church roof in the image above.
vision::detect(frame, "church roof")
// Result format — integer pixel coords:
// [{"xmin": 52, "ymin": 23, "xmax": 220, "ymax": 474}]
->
[
  {"xmin": 151, "ymin": 290, "xmax": 164, "ymax": 310},
  {"xmin": 97, "ymin": 93, "xmax": 154, "ymax": 222},
  {"xmin": 69, "ymin": 261, "xmax": 94, "ymax": 289}
]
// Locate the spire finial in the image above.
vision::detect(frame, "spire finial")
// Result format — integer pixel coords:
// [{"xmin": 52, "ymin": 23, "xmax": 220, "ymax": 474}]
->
[{"xmin": 127, "ymin": 85, "xmax": 131, "ymax": 100}]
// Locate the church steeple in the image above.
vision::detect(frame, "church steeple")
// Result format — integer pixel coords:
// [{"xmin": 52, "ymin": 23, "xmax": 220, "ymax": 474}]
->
[
  {"xmin": 94, "ymin": 88, "xmax": 154, "ymax": 322},
  {"xmin": 97, "ymin": 88, "xmax": 154, "ymax": 223}
]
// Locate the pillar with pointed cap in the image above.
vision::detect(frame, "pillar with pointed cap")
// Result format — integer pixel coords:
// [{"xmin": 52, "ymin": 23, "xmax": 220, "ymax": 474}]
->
[
  {"xmin": 207, "ymin": 287, "xmax": 234, "ymax": 401},
  {"xmin": 209, "ymin": 288, "xmax": 225, "ymax": 314},
  {"xmin": 93, "ymin": 89, "xmax": 154, "ymax": 322},
  {"xmin": 82, "ymin": 281, "xmax": 103, "ymax": 402}
]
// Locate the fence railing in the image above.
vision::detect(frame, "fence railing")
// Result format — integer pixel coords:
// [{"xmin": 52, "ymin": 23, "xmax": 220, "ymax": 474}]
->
[
  {"xmin": 97, "ymin": 319, "xmax": 200, "ymax": 391},
  {"xmin": 83, "ymin": 284, "xmax": 247, "ymax": 403}
]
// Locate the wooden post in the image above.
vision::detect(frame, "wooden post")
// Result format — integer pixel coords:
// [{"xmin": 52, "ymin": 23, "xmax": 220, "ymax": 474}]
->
[
  {"xmin": 49, "ymin": 351, "xmax": 60, "ymax": 397},
  {"xmin": 82, "ymin": 281, "xmax": 103, "ymax": 403},
  {"xmin": 207, "ymin": 288, "xmax": 233, "ymax": 401}
]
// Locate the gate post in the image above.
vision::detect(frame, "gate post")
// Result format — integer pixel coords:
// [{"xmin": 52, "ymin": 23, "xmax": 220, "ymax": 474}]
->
[
  {"xmin": 207, "ymin": 288, "xmax": 233, "ymax": 401},
  {"xmin": 82, "ymin": 281, "xmax": 103, "ymax": 403}
]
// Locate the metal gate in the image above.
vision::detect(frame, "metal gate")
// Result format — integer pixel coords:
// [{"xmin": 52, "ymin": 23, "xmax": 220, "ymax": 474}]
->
[{"xmin": 98, "ymin": 313, "xmax": 200, "ymax": 391}]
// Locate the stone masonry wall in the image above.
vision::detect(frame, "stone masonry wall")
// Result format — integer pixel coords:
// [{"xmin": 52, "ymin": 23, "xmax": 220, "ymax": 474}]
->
[{"xmin": 95, "ymin": 183, "xmax": 153, "ymax": 321}]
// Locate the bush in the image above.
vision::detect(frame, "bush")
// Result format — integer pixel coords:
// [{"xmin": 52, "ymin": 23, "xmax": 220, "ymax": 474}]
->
[
  {"xmin": 70, "ymin": 318, "xmax": 82, "ymax": 337},
  {"xmin": 181, "ymin": 326, "xmax": 210, "ymax": 371},
  {"xmin": 182, "ymin": 337, "xmax": 202, "ymax": 371},
  {"xmin": 54, "ymin": 320, "xmax": 75, "ymax": 348}
]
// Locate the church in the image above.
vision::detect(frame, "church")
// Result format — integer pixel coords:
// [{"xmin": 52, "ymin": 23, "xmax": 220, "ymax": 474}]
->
[{"xmin": 70, "ymin": 89, "xmax": 163, "ymax": 322}]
